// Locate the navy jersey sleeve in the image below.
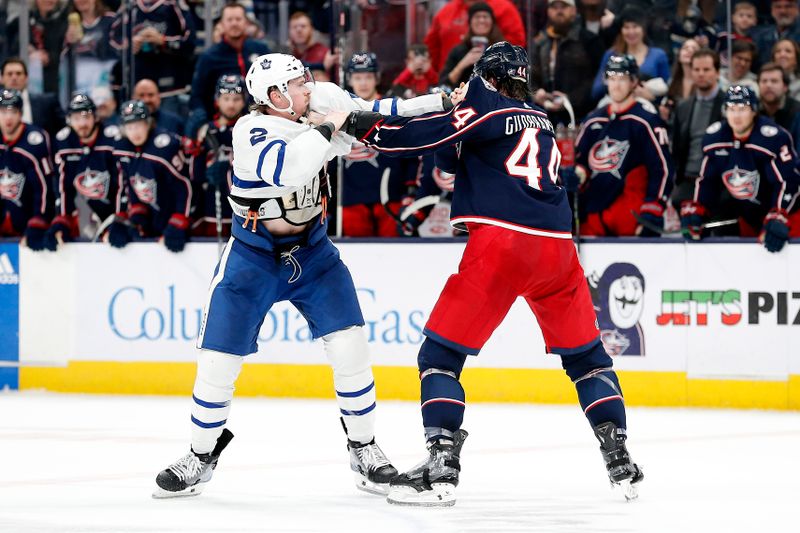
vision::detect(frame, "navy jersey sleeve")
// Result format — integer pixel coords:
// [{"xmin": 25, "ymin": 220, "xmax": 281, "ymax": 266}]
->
[
  {"xmin": 694, "ymin": 130, "xmax": 725, "ymax": 211},
  {"xmin": 160, "ymin": 138, "xmax": 193, "ymax": 217},
  {"xmin": 635, "ymin": 110, "xmax": 674, "ymax": 204},
  {"xmin": 23, "ymin": 129, "xmax": 54, "ymax": 219},
  {"xmin": 758, "ymin": 128, "xmax": 800, "ymax": 212},
  {"xmin": 362, "ymin": 77, "xmax": 498, "ymax": 156},
  {"xmin": 53, "ymin": 142, "xmax": 77, "ymax": 218}
]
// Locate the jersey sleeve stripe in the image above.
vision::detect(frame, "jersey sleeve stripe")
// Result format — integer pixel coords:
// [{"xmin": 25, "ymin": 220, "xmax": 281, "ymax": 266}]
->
[{"xmin": 623, "ymin": 115, "xmax": 670, "ymax": 199}]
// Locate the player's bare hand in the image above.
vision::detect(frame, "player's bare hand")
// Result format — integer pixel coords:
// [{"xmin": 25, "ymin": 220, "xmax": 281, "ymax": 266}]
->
[
  {"xmin": 306, "ymin": 110, "xmax": 326, "ymax": 126},
  {"xmin": 450, "ymin": 82, "xmax": 467, "ymax": 106},
  {"xmin": 324, "ymin": 110, "xmax": 350, "ymax": 131}
]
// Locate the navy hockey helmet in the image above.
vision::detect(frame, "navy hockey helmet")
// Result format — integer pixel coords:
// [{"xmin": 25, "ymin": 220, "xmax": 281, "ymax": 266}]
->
[
  {"xmin": 473, "ymin": 41, "xmax": 529, "ymax": 84},
  {"xmin": 67, "ymin": 92, "xmax": 97, "ymax": 115},
  {"xmin": 215, "ymin": 74, "xmax": 245, "ymax": 98},
  {"xmin": 0, "ymin": 89, "xmax": 23, "ymax": 111},
  {"xmin": 604, "ymin": 54, "xmax": 639, "ymax": 80},
  {"xmin": 346, "ymin": 52, "xmax": 379, "ymax": 74},
  {"xmin": 724, "ymin": 84, "xmax": 758, "ymax": 111},
  {"xmin": 119, "ymin": 99, "xmax": 151, "ymax": 124}
]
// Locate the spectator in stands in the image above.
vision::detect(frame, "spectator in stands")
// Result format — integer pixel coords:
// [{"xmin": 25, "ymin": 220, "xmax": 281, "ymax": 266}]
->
[
  {"xmin": 111, "ymin": 0, "xmax": 195, "ymax": 108},
  {"xmin": 440, "ymin": 3, "xmax": 504, "ymax": 88},
  {"xmin": 592, "ymin": 7, "xmax": 671, "ymax": 103},
  {"xmin": 670, "ymin": 48, "xmax": 724, "ymax": 208},
  {"xmin": 0, "ymin": 58, "xmax": 64, "ymax": 137},
  {"xmin": 757, "ymin": 62, "xmax": 800, "ymax": 150},
  {"xmin": 714, "ymin": 0, "xmax": 758, "ymax": 68},
  {"xmin": 288, "ymin": 11, "xmax": 338, "ymax": 81},
  {"xmin": 133, "ymin": 79, "xmax": 183, "ymax": 135},
  {"xmin": 6, "ymin": 0, "xmax": 70, "ymax": 94},
  {"xmin": 578, "ymin": 0, "xmax": 617, "ymax": 48},
  {"xmin": 65, "ymin": 0, "xmax": 118, "ymax": 64},
  {"xmin": 91, "ymin": 86, "xmax": 118, "ymax": 125},
  {"xmin": 661, "ymin": 38, "xmax": 700, "ymax": 122},
  {"xmin": 720, "ymin": 40, "xmax": 759, "ymax": 95},
  {"xmin": 753, "ymin": 0, "xmax": 800, "ymax": 66},
  {"xmin": 390, "ymin": 44, "xmax": 439, "ymax": 99},
  {"xmin": 187, "ymin": 2, "xmax": 270, "ymax": 137},
  {"xmin": 531, "ymin": 0, "xmax": 604, "ymax": 124},
  {"xmin": 424, "ymin": 0, "xmax": 526, "ymax": 72},
  {"xmin": 771, "ymin": 38, "xmax": 800, "ymax": 100}
]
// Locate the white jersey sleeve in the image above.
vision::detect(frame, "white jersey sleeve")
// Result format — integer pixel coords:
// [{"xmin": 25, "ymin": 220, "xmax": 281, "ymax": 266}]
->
[
  {"xmin": 309, "ymin": 81, "xmax": 446, "ymax": 117},
  {"xmin": 230, "ymin": 112, "xmax": 333, "ymax": 196}
]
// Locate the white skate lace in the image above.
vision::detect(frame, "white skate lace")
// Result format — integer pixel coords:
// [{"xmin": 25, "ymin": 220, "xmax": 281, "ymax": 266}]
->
[
  {"xmin": 357, "ymin": 443, "xmax": 391, "ymax": 471},
  {"xmin": 167, "ymin": 452, "xmax": 203, "ymax": 482}
]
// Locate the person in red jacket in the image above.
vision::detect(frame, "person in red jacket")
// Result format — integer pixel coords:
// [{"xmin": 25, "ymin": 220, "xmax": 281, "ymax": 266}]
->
[
  {"xmin": 390, "ymin": 44, "xmax": 440, "ymax": 99},
  {"xmin": 424, "ymin": 0, "xmax": 526, "ymax": 72}
]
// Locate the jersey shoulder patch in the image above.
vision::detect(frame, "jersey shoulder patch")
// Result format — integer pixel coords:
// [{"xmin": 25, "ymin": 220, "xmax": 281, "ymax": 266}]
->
[
  {"xmin": 638, "ymin": 99, "xmax": 657, "ymax": 115},
  {"xmin": 27, "ymin": 130, "xmax": 44, "ymax": 146},
  {"xmin": 56, "ymin": 127, "xmax": 71, "ymax": 142},
  {"xmin": 104, "ymin": 125, "xmax": 121, "ymax": 140},
  {"xmin": 760, "ymin": 124, "xmax": 779, "ymax": 137},
  {"xmin": 706, "ymin": 121, "xmax": 722, "ymax": 134},
  {"xmin": 154, "ymin": 133, "xmax": 172, "ymax": 149}
]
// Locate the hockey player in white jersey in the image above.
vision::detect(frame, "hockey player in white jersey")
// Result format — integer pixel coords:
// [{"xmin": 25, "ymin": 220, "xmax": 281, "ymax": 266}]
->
[{"xmin": 153, "ymin": 53, "xmax": 451, "ymax": 499}]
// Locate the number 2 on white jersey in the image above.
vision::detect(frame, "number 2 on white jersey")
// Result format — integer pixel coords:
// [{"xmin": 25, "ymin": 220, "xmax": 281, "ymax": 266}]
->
[{"xmin": 505, "ymin": 129, "xmax": 557, "ymax": 190}]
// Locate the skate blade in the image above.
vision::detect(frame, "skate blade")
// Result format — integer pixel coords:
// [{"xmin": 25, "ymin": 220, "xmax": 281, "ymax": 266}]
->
[
  {"xmin": 386, "ymin": 482, "xmax": 456, "ymax": 507},
  {"xmin": 612, "ymin": 478, "xmax": 639, "ymax": 502},
  {"xmin": 353, "ymin": 472, "xmax": 389, "ymax": 496},
  {"xmin": 151, "ymin": 483, "xmax": 206, "ymax": 499}
]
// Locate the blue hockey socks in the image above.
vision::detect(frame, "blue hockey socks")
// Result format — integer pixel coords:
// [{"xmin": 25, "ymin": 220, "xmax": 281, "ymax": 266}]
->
[{"xmin": 417, "ymin": 338, "xmax": 468, "ymax": 442}]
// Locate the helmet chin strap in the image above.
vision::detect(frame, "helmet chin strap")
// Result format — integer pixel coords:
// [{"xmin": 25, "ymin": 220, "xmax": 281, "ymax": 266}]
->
[{"xmin": 265, "ymin": 87, "xmax": 296, "ymax": 117}]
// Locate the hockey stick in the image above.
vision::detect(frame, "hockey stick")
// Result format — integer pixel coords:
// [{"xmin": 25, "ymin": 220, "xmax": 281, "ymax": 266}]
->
[
  {"xmin": 91, "ymin": 213, "xmax": 118, "ymax": 242},
  {"xmin": 631, "ymin": 210, "xmax": 739, "ymax": 236},
  {"xmin": 202, "ymin": 125, "xmax": 225, "ymax": 257},
  {"xmin": 379, "ymin": 167, "xmax": 442, "ymax": 234}
]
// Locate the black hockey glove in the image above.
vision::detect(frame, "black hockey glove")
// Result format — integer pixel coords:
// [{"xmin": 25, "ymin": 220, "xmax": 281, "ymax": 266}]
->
[
  {"xmin": 162, "ymin": 214, "xmax": 189, "ymax": 253},
  {"xmin": 637, "ymin": 202, "xmax": 664, "ymax": 238},
  {"xmin": 45, "ymin": 215, "xmax": 78, "ymax": 251},
  {"xmin": 107, "ymin": 215, "xmax": 134, "ymax": 249},
  {"xmin": 760, "ymin": 210, "xmax": 790, "ymax": 253},
  {"xmin": 343, "ymin": 111, "xmax": 383, "ymax": 140},
  {"xmin": 24, "ymin": 217, "xmax": 49, "ymax": 252},
  {"xmin": 679, "ymin": 201, "xmax": 706, "ymax": 241},
  {"xmin": 128, "ymin": 204, "xmax": 151, "ymax": 236}
]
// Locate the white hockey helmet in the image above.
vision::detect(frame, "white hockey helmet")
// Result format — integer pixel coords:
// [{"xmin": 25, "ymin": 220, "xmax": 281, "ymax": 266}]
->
[{"xmin": 246, "ymin": 53, "xmax": 314, "ymax": 116}]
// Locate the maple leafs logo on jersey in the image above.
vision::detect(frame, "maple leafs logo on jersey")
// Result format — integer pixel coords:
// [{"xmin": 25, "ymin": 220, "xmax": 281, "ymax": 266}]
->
[
  {"xmin": 588, "ymin": 137, "xmax": 630, "ymax": 178},
  {"xmin": 74, "ymin": 170, "xmax": 111, "ymax": 200},
  {"xmin": 722, "ymin": 165, "xmax": 760, "ymax": 201},
  {"xmin": 130, "ymin": 173, "xmax": 158, "ymax": 207},
  {"xmin": 0, "ymin": 169, "xmax": 25, "ymax": 206}
]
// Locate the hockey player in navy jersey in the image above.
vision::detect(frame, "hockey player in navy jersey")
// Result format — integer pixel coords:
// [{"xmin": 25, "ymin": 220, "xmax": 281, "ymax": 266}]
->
[
  {"xmin": 681, "ymin": 85, "xmax": 800, "ymax": 252},
  {"xmin": 152, "ymin": 53, "xmax": 452, "ymax": 499},
  {"xmin": 0, "ymin": 89, "xmax": 53, "ymax": 251},
  {"xmin": 47, "ymin": 93, "xmax": 124, "ymax": 250},
  {"xmin": 571, "ymin": 54, "xmax": 674, "ymax": 237},
  {"xmin": 344, "ymin": 42, "xmax": 643, "ymax": 506},
  {"xmin": 190, "ymin": 74, "xmax": 245, "ymax": 237},
  {"xmin": 111, "ymin": 100, "xmax": 192, "ymax": 252},
  {"xmin": 341, "ymin": 52, "xmax": 417, "ymax": 236}
]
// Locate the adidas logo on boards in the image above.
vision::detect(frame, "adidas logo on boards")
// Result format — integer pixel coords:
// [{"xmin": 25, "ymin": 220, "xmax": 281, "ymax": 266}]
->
[{"xmin": 0, "ymin": 253, "xmax": 18, "ymax": 285}]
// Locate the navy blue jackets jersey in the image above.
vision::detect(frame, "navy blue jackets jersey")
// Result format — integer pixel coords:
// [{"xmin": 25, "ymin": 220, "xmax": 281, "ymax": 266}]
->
[
  {"xmin": 342, "ymin": 141, "xmax": 416, "ymax": 206},
  {"xmin": 0, "ymin": 125, "xmax": 53, "ymax": 233},
  {"xmin": 191, "ymin": 120, "xmax": 234, "ymax": 223},
  {"xmin": 695, "ymin": 116, "xmax": 800, "ymax": 228},
  {"xmin": 361, "ymin": 76, "xmax": 573, "ymax": 238},
  {"xmin": 114, "ymin": 128, "xmax": 192, "ymax": 233},
  {"xmin": 54, "ymin": 124, "xmax": 124, "ymax": 222},
  {"xmin": 111, "ymin": 0, "xmax": 196, "ymax": 94},
  {"xmin": 575, "ymin": 100, "xmax": 674, "ymax": 213}
]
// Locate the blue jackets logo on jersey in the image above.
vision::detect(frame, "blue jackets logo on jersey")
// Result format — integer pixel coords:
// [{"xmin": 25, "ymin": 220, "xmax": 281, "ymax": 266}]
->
[
  {"xmin": 131, "ymin": 174, "xmax": 158, "ymax": 207},
  {"xmin": 75, "ymin": 170, "xmax": 112, "ymax": 200},
  {"xmin": 0, "ymin": 170, "xmax": 25, "ymax": 206},
  {"xmin": 589, "ymin": 137, "xmax": 630, "ymax": 177},
  {"xmin": 722, "ymin": 166, "xmax": 760, "ymax": 201}
]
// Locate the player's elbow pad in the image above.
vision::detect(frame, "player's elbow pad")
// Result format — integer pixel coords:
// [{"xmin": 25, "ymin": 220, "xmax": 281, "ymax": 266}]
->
[{"xmin": 344, "ymin": 111, "xmax": 383, "ymax": 140}]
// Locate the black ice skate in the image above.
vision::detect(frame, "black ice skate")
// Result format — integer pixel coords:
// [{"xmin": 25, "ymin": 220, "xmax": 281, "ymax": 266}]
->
[
  {"xmin": 152, "ymin": 429, "xmax": 234, "ymax": 499},
  {"xmin": 386, "ymin": 429, "xmax": 468, "ymax": 507},
  {"xmin": 348, "ymin": 438, "xmax": 398, "ymax": 495},
  {"xmin": 593, "ymin": 422, "xmax": 644, "ymax": 501}
]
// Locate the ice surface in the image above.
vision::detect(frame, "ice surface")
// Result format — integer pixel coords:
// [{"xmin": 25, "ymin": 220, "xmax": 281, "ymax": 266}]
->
[{"xmin": 1, "ymin": 393, "xmax": 799, "ymax": 533}]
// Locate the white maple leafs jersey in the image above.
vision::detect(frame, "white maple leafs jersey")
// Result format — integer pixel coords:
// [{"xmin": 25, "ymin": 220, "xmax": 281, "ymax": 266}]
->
[{"xmin": 229, "ymin": 81, "xmax": 445, "ymax": 202}]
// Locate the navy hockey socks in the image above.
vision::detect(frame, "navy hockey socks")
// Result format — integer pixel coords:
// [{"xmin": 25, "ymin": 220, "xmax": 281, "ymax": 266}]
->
[
  {"xmin": 561, "ymin": 341, "xmax": 627, "ymax": 430},
  {"xmin": 417, "ymin": 338, "xmax": 467, "ymax": 442}
]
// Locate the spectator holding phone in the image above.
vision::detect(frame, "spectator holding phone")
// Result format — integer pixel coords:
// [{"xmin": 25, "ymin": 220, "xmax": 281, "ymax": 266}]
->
[{"xmin": 439, "ymin": 3, "xmax": 504, "ymax": 88}]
